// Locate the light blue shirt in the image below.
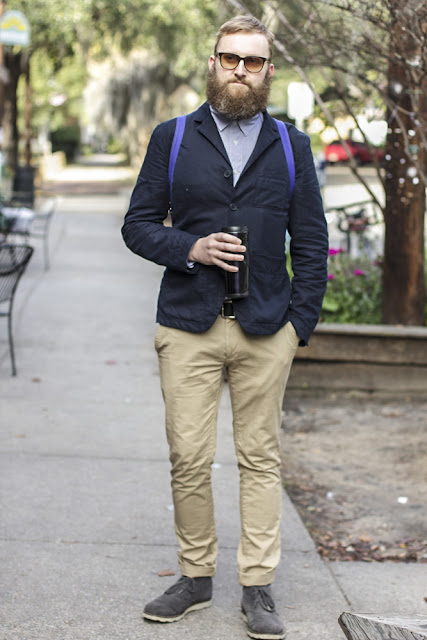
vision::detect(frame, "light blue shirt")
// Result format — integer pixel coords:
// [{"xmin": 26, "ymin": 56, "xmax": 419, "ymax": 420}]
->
[{"xmin": 210, "ymin": 107, "xmax": 264, "ymax": 185}]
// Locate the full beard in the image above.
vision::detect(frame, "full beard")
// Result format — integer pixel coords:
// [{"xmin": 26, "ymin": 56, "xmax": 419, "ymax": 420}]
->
[{"xmin": 206, "ymin": 68, "xmax": 271, "ymax": 119}]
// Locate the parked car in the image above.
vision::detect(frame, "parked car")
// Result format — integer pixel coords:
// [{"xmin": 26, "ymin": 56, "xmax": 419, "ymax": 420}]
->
[{"xmin": 324, "ymin": 139, "xmax": 384, "ymax": 164}]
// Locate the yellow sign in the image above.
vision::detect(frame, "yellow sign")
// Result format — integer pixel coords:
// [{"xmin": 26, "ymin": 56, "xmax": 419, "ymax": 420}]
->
[{"xmin": 0, "ymin": 10, "xmax": 30, "ymax": 46}]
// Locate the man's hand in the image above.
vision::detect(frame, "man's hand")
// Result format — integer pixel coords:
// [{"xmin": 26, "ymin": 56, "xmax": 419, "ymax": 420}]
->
[{"xmin": 188, "ymin": 232, "xmax": 246, "ymax": 272}]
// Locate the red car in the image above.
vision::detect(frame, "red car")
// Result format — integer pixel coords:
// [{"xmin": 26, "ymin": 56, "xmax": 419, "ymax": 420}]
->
[{"xmin": 324, "ymin": 139, "xmax": 384, "ymax": 164}]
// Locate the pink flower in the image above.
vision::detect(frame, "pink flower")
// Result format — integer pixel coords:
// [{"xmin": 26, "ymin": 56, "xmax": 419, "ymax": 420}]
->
[
  {"xmin": 328, "ymin": 273, "xmax": 335, "ymax": 280},
  {"xmin": 328, "ymin": 248, "xmax": 344, "ymax": 256},
  {"xmin": 353, "ymin": 269, "xmax": 365, "ymax": 276}
]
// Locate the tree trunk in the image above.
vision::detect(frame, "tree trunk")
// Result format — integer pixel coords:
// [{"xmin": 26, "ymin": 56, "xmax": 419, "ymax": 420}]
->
[
  {"xmin": 24, "ymin": 53, "xmax": 32, "ymax": 166},
  {"xmin": 3, "ymin": 51, "xmax": 22, "ymax": 171},
  {"xmin": 382, "ymin": 1, "xmax": 426, "ymax": 325}
]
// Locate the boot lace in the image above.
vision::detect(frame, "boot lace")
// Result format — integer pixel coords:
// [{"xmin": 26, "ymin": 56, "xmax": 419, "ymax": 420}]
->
[
  {"xmin": 253, "ymin": 587, "xmax": 275, "ymax": 612},
  {"xmin": 165, "ymin": 576, "xmax": 195, "ymax": 595}
]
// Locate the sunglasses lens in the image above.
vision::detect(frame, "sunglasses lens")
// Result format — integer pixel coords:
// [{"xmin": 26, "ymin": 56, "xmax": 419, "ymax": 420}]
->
[
  {"xmin": 245, "ymin": 56, "xmax": 264, "ymax": 72},
  {"xmin": 221, "ymin": 53, "xmax": 240, "ymax": 69}
]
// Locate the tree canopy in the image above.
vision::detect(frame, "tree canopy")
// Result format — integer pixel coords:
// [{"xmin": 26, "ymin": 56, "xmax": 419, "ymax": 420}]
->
[{"xmin": 2, "ymin": 0, "xmax": 222, "ymax": 165}]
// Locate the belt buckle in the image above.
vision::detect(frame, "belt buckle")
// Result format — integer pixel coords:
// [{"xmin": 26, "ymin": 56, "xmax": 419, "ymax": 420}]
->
[{"xmin": 221, "ymin": 300, "xmax": 235, "ymax": 319}]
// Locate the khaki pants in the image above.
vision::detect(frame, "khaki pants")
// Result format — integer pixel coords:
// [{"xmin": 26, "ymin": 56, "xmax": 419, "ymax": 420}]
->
[{"xmin": 155, "ymin": 316, "xmax": 299, "ymax": 586}]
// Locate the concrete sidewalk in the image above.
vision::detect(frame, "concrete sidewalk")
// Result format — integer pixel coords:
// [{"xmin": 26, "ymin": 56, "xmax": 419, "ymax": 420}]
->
[{"xmin": 1, "ymin": 166, "xmax": 425, "ymax": 639}]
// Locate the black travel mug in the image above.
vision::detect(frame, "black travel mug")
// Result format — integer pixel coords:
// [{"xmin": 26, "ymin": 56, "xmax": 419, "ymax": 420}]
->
[{"xmin": 222, "ymin": 226, "xmax": 249, "ymax": 299}]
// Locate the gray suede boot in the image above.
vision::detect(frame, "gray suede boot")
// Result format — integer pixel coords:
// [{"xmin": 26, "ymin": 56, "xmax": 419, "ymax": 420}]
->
[
  {"xmin": 241, "ymin": 585, "xmax": 286, "ymax": 639},
  {"xmin": 143, "ymin": 575, "xmax": 212, "ymax": 623}
]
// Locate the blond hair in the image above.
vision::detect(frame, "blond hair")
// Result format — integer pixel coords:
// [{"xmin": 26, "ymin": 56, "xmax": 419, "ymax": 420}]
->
[{"xmin": 214, "ymin": 15, "xmax": 275, "ymax": 59}]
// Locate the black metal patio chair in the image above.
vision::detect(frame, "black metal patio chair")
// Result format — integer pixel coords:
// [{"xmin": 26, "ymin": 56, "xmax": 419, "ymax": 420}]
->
[
  {"xmin": 0, "ymin": 193, "xmax": 58, "ymax": 270},
  {"xmin": 0, "ymin": 244, "xmax": 34, "ymax": 376}
]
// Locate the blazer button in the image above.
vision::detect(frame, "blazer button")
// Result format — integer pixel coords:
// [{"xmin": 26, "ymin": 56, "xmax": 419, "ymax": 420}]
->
[
  {"xmin": 230, "ymin": 203, "xmax": 237, "ymax": 211},
  {"xmin": 224, "ymin": 170, "xmax": 231, "ymax": 178}
]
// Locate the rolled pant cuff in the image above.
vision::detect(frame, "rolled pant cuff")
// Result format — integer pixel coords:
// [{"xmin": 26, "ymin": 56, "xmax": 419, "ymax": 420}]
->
[
  {"xmin": 179, "ymin": 563, "xmax": 216, "ymax": 578},
  {"xmin": 239, "ymin": 569, "xmax": 276, "ymax": 587}
]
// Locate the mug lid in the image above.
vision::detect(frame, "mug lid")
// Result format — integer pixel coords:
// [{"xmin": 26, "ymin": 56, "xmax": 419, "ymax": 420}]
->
[{"xmin": 221, "ymin": 225, "xmax": 248, "ymax": 233}]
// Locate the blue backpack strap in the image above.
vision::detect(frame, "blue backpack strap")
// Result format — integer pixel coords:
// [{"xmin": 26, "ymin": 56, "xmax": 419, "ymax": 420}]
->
[
  {"xmin": 168, "ymin": 115, "xmax": 186, "ymax": 194},
  {"xmin": 168, "ymin": 115, "xmax": 294, "ymax": 200},
  {"xmin": 274, "ymin": 118, "xmax": 295, "ymax": 199}
]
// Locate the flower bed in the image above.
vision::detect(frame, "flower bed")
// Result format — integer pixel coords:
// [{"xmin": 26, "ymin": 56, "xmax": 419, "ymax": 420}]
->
[
  {"xmin": 320, "ymin": 246, "xmax": 427, "ymax": 326},
  {"xmin": 321, "ymin": 247, "xmax": 382, "ymax": 324},
  {"xmin": 287, "ymin": 247, "xmax": 427, "ymax": 395}
]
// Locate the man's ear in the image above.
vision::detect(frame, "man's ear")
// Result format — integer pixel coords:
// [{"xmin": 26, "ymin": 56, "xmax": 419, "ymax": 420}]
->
[{"xmin": 208, "ymin": 55, "xmax": 215, "ymax": 72}]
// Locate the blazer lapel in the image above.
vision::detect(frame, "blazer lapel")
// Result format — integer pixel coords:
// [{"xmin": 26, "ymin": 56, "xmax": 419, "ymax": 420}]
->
[{"xmin": 195, "ymin": 103, "xmax": 230, "ymax": 165}]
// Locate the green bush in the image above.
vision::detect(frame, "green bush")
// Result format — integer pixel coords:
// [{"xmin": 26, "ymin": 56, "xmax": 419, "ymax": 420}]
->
[
  {"xmin": 50, "ymin": 125, "xmax": 80, "ymax": 162},
  {"xmin": 321, "ymin": 248, "xmax": 382, "ymax": 324}
]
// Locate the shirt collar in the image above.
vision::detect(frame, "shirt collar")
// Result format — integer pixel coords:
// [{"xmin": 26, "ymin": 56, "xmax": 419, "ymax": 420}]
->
[{"xmin": 209, "ymin": 106, "xmax": 263, "ymax": 136}]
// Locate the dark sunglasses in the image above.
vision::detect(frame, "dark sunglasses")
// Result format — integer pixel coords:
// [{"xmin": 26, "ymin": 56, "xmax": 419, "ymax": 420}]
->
[{"xmin": 216, "ymin": 52, "xmax": 269, "ymax": 73}]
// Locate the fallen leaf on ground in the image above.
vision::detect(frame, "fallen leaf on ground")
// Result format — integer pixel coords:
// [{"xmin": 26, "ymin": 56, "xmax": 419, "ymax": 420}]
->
[
  {"xmin": 157, "ymin": 569, "xmax": 176, "ymax": 577},
  {"xmin": 359, "ymin": 534, "xmax": 371, "ymax": 543}
]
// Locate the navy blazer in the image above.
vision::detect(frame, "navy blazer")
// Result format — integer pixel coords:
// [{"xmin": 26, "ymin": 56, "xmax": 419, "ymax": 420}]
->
[{"xmin": 122, "ymin": 102, "xmax": 328, "ymax": 344}]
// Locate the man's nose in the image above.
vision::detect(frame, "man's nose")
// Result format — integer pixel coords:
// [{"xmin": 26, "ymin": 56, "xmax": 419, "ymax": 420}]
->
[{"xmin": 234, "ymin": 59, "xmax": 247, "ymax": 76}]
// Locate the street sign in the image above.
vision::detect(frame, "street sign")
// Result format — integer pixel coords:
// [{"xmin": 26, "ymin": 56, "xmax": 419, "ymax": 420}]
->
[
  {"xmin": 287, "ymin": 82, "xmax": 314, "ymax": 130},
  {"xmin": 0, "ymin": 10, "xmax": 30, "ymax": 47}
]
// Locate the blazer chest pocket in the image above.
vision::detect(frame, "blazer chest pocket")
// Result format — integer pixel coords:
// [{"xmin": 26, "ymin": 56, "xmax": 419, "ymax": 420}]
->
[{"xmin": 252, "ymin": 177, "xmax": 289, "ymax": 210}]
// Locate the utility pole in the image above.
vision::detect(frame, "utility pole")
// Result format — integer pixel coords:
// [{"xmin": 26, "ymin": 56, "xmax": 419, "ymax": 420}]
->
[
  {"xmin": 24, "ymin": 52, "xmax": 31, "ymax": 165},
  {"xmin": 0, "ymin": 0, "xmax": 6, "ymax": 134}
]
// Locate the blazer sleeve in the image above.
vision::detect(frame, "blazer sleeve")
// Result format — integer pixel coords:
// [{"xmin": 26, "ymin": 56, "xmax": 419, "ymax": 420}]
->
[
  {"xmin": 287, "ymin": 131, "xmax": 329, "ymax": 345},
  {"xmin": 121, "ymin": 121, "xmax": 200, "ymax": 273}
]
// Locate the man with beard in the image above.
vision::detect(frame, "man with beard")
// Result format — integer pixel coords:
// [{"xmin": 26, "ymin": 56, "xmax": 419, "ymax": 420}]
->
[{"xmin": 122, "ymin": 15, "xmax": 328, "ymax": 640}]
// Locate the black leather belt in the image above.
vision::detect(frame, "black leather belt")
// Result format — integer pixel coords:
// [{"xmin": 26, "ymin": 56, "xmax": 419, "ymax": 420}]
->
[{"xmin": 221, "ymin": 300, "xmax": 235, "ymax": 318}]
